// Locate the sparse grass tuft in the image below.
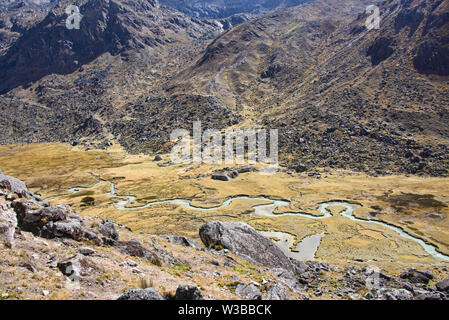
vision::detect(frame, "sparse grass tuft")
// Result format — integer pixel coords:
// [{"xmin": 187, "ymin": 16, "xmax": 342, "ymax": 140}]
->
[
  {"xmin": 150, "ymin": 258, "xmax": 162, "ymax": 267},
  {"xmin": 139, "ymin": 277, "xmax": 154, "ymax": 289},
  {"xmin": 172, "ymin": 263, "xmax": 191, "ymax": 273}
]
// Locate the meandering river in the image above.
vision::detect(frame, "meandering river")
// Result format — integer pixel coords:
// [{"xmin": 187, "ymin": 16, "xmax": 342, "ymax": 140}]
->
[{"xmin": 43, "ymin": 179, "xmax": 449, "ymax": 262}]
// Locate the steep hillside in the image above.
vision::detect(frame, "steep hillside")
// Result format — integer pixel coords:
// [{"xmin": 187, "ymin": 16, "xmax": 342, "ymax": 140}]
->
[
  {"xmin": 0, "ymin": 0, "xmax": 448, "ymax": 176},
  {"xmin": 0, "ymin": 0, "xmax": 221, "ymax": 94},
  {"xmin": 162, "ymin": 0, "xmax": 449, "ymax": 175},
  {"xmin": 0, "ymin": 0, "xmax": 60, "ymax": 52},
  {"xmin": 273, "ymin": 0, "xmax": 449, "ymax": 175},
  {"xmin": 0, "ymin": 0, "xmax": 240, "ymax": 152}
]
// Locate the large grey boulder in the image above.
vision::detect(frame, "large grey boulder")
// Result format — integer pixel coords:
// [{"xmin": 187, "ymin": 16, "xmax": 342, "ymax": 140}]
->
[
  {"xmin": 49, "ymin": 219, "xmax": 85, "ymax": 241},
  {"xmin": 400, "ymin": 268, "xmax": 434, "ymax": 284},
  {"xmin": 174, "ymin": 285, "xmax": 203, "ymax": 300},
  {"xmin": 199, "ymin": 221, "xmax": 295, "ymax": 273},
  {"xmin": 235, "ymin": 284, "xmax": 263, "ymax": 300},
  {"xmin": 374, "ymin": 288, "xmax": 414, "ymax": 300},
  {"xmin": 0, "ymin": 173, "xmax": 90, "ymax": 243},
  {"xmin": 118, "ymin": 288, "xmax": 164, "ymax": 300},
  {"xmin": 13, "ymin": 200, "xmax": 67, "ymax": 235},
  {"xmin": 436, "ymin": 277, "xmax": 449, "ymax": 292},
  {"xmin": 0, "ymin": 202, "xmax": 17, "ymax": 247},
  {"xmin": 98, "ymin": 221, "xmax": 119, "ymax": 241},
  {"xmin": 265, "ymin": 283, "xmax": 294, "ymax": 300},
  {"xmin": 0, "ymin": 173, "xmax": 29, "ymax": 198},
  {"xmin": 12, "ymin": 199, "xmax": 87, "ymax": 241}
]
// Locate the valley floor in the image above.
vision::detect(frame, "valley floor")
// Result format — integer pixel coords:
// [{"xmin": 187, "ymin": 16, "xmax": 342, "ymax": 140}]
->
[{"xmin": 1, "ymin": 142, "xmax": 448, "ymax": 290}]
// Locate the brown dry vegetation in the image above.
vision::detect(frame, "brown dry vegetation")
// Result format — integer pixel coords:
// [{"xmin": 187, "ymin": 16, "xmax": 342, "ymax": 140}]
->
[
  {"xmin": 0, "ymin": 215, "xmax": 305, "ymax": 300},
  {"xmin": 1, "ymin": 143, "xmax": 448, "ymax": 265}
]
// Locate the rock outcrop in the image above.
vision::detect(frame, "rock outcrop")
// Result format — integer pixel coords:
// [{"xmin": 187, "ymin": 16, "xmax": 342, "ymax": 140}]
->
[
  {"xmin": 0, "ymin": 172, "xmax": 29, "ymax": 198},
  {"xmin": 199, "ymin": 221, "xmax": 295, "ymax": 273},
  {"xmin": 118, "ymin": 288, "xmax": 164, "ymax": 300},
  {"xmin": 0, "ymin": 200, "xmax": 17, "ymax": 247},
  {"xmin": 12, "ymin": 199, "xmax": 85, "ymax": 241},
  {"xmin": 436, "ymin": 277, "xmax": 449, "ymax": 293},
  {"xmin": 400, "ymin": 268, "xmax": 434, "ymax": 284},
  {"xmin": 174, "ymin": 285, "xmax": 203, "ymax": 300},
  {"xmin": 163, "ymin": 235, "xmax": 202, "ymax": 251}
]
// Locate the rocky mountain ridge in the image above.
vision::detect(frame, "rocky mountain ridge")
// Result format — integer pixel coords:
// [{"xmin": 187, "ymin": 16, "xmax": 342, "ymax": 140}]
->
[
  {"xmin": 0, "ymin": 0, "xmax": 61, "ymax": 51},
  {"xmin": 0, "ymin": 0, "xmax": 223, "ymax": 94}
]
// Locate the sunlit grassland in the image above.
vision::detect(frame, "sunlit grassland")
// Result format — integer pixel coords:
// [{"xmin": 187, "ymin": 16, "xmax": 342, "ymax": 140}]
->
[{"xmin": 1, "ymin": 142, "xmax": 448, "ymax": 264}]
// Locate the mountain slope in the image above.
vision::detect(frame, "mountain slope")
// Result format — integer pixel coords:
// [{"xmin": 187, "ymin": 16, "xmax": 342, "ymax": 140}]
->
[
  {"xmin": 0, "ymin": 0, "xmax": 240, "ymax": 151},
  {"xmin": 273, "ymin": 0, "xmax": 449, "ymax": 175},
  {"xmin": 159, "ymin": 0, "xmax": 311, "ymax": 19},
  {"xmin": 0, "ymin": 0, "xmax": 448, "ymax": 176},
  {"xmin": 0, "ymin": 0, "xmax": 60, "ymax": 52},
  {"xmin": 160, "ymin": 0, "xmax": 449, "ymax": 175},
  {"xmin": 0, "ymin": 0, "xmax": 221, "ymax": 94}
]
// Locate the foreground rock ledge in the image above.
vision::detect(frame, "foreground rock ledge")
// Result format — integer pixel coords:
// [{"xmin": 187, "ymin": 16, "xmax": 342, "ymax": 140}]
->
[{"xmin": 199, "ymin": 221, "xmax": 295, "ymax": 273}]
